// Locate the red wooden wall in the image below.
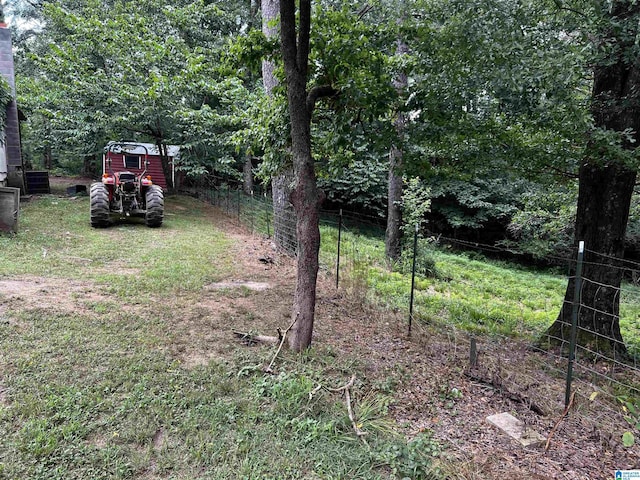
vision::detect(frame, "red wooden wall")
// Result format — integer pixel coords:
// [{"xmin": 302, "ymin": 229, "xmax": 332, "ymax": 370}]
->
[{"xmin": 103, "ymin": 153, "xmax": 169, "ymax": 190}]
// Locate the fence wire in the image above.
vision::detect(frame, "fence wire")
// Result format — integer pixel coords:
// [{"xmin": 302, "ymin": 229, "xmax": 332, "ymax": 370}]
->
[{"xmin": 185, "ymin": 176, "xmax": 640, "ymax": 453}]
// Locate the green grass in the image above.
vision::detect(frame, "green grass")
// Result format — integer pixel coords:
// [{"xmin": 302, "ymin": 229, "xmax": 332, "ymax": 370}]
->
[
  {"xmin": 0, "ymin": 308, "xmax": 439, "ymax": 479},
  {"xmin": 0, "ymin": 195, "xmax": 440, "ymax": 479},
  {"xmin": 0, "ymin": 195, "xmax": 234, "ymax": 295},
  {"xmin": 321, "ymin": 225, "xmax": 640, "ymax": 353}
]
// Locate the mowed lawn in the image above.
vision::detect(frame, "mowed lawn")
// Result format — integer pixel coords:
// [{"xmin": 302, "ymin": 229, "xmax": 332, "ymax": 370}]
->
[{"xmin": 0, "ymin": 194, "xmax": 439, "ymax": 480}]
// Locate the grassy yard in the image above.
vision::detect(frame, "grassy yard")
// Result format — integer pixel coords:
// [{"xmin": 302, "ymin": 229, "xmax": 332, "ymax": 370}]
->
[
  {"xmin": 1, "ymin": 191, "xmax": 638, "ymax": 479},
  {"xmin": 0, "ymin": 195, "xmax": 234, "ymax": 293},
  {"xmin": 0, "ymin": 194, "xmax": 439, "ymax": 480}
]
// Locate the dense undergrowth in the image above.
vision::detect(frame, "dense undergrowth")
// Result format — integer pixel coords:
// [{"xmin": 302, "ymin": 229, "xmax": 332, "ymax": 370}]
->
[{"xmin": 319, "ymin": 224, "xmax": 640, "ymax": 355}]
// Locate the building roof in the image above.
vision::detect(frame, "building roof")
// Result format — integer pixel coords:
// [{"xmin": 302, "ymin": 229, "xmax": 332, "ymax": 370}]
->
[{"xmin": 105, "ymin": 141, "xmax": 180, "ymax": 157}]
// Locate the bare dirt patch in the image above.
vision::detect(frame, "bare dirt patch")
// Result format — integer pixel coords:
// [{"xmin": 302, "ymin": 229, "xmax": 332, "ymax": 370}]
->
[
  {"xmin": 0, "ymin": 276, "xmax": 104, "ymax": 311},
  {"xmin": 87, "ymin": 433, "xmax": 108, "ymax": 449},
  {"xmin": 152, "ymin": 429, "xmax": 165, "ymax": 450},
  {"xmin": 48, "ymin": 175, "xmax": 94, "ymax": 195}
]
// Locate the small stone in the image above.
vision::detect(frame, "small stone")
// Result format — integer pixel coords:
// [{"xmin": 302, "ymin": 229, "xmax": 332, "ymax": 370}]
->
[{"xmin": 486, "ymin": 412, "xmax": 546, "ymax": 447}]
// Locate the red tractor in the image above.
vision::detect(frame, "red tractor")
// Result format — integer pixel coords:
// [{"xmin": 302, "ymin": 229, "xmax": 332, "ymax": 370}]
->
[{"xmin": 90, "ymin": 142, "xmax": 164, "ymax": 228}]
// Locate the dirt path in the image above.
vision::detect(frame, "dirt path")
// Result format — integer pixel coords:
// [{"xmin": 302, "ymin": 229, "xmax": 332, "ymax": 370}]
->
[{"xmin": 1, "ymin": 187, "xmax": 637, "ymax": 478}]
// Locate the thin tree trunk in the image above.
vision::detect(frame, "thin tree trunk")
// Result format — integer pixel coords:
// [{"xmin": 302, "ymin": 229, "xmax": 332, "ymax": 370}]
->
[
  {"xmin": 385, "ymin": 145, "xmax": 403, "ymax": 261},
  {"xmin": 243, "ymin": 153, "xmax": 254, "ymax": 195},
  {"xmin": 82, "ymin": 154, "xmax": 95, "ymax": 176},
  {"xmin": 154, "ymin": 139, "xmax": 174, "ymax": 191},
  {"xmin": 279, "ymin": 0, "xmax": 333, "ymax": 351},
  {"xmin": 385, "ymin": 40, "xmax": 409, "ymax": 263},
  {"xmin": 263, "ymin": 0, "xmax": 296, "ymax": 254},
  {"xmin": 43, "ymin": 143, "xmax": 52, "ymax": 170},
  {"xmin": 545, "ymin": 1, "xmax": 640, "ymax": 356}
]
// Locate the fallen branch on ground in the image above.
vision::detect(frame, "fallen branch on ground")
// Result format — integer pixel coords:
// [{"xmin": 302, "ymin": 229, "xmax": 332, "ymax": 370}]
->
[
  {"xmin": 264, "ymin": 314, "xmax": 298, "ymax": 374},
  {"xmin": 465, "ymin": 368, "xmax": 545, "ymax": 416},
  {"xmin": 232, "ymin": 316, "xmax": 297, "ymax": 373},
  {"xmin": 310, "ymin": 375, "xmax": 368, "ymax": 443},
  {"xmin": 544, "ymin": 391, "xmax": 575, "ymax": 452},
  {"xmin": 232, "ymin": 331, "xmax": 279, "ymax": 345}
]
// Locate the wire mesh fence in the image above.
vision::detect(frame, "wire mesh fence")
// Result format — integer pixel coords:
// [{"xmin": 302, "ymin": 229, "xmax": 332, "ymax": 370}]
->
[{"xmin": 185, "ymin": 176, "xmax": 640, "ymax": 448}]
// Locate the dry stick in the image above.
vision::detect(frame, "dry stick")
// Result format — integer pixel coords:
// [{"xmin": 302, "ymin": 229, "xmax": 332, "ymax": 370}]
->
[
  {"xmin": 265, "ymin": 314, "xmax": 298, "ymax": 373},
  {"xmin": 322, "ymin": 375, "xmax": 368, "ymax": 443},
  {"xmin": 232, "ymin": 331, "xmax": 279, "ymax": 345},
  {"xmin": 545, "ymin": 390, "xmax": 576, "ymax": 452},
  {"xmin": 344, "ymin": 382, "xmax": 368, "ymax": 443},
  {"xmin": 308, "ymin": 384, "xmax": 323, "ymax": 400},
  {"xmin": 326, "ymin": 375, "xmax": 355, "ymax": 393}
]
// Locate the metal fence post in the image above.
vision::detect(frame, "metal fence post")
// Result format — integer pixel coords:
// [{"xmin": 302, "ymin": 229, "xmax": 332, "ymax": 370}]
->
[
  {"xmin": 237, "ymin": 188, "xmax": 241, "ymax": 223},
  {"xmin": 565, "ymin": 240, "xmax": 585, "ymax": 407},
  {"xmin": 336, "ymin": 209, "xmax": 343, "ymax": 289},
  {"xmin": 250, "ymin": 191, "xmax": 254, "ymax": 233},
  {"xmin": 409, "ymin": 223, "xmax": 419, "ymax": 336},
  {"xmin": 264, "ymin": 192, "xmax": 271, "ymax": 237},
  {"xmin": 470, "ymin": 337, "xmax": 478, "ymax": 367}
]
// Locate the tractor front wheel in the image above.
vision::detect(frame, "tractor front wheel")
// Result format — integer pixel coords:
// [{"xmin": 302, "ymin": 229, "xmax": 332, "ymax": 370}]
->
[
  {"xmin": 90, "ymin": 183, "xmax": 110, "ymax": 228},
  {"xmin": 145, "ymin": 185, "xmax": 164, "ymax": 227}
]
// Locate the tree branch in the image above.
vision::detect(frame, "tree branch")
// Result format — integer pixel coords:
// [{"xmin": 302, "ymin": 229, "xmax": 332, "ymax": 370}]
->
[
  {"xmin": 551, "ymin": 0, "xmax": 589, "ymax": 19},
  {"xmin": 357, "ymin": 4, "xmax": 374, "ymax": 20},
  {"xmin": 264, "ymin": 314, "xmax": 298, "ymax": 373},
  {"xmin": 306, "ymin": 85, "xmax": 338, "ymax": 113},
  {"xmin": 233, "ymin": 331, "xmax": 279, "ymax": 345},
  {"xmin": 545, "ymin": 390, "xmax": 575, "ymax": 451},
  {"xmin": 310, "ymin": 375, "xmax": 368, "ymax": 443},
  {"xmin": 522, "ymin": 163, "xmax": 579, "ymax": 180}
]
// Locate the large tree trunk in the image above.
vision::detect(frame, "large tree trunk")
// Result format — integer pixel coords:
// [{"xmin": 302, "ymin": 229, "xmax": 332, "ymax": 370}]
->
[
  {"xmin": 546, "ymin": 163, "xmax": 636, "ymax": 355},
  {"xmin": 545, "ymin": 1, "xmax": 640, "ymax": 356},
  {"xmin": 242, "ymin": 0, "xmax": 258, "ymax": 197},
  {"xmin": 263, "ymin": 0, "xmax": 297, "ymax": 254},
  {"xmin": 261, "ymin": 0, "xmax": 278, "ymax": 95},
  {"xmin": 272, "ymin": 168, "xmax": 297, "ymax": 254}
]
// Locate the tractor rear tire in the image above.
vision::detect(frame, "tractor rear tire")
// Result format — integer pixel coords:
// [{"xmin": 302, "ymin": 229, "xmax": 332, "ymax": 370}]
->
[
  {"xmin": 90, "ymin": 183, "xmax": 110, "ymax": 228},
  {"xmin": 145, "ymin": 185, "xmax": 164, "ymax": 227}
]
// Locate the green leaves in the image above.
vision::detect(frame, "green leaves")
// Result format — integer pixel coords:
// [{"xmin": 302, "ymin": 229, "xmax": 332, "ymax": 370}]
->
[
  {"xmin": 623, "ymin": 431, "xmax": 635, "ymax": 448},
  {"xmin": 0, "ymin": 75, "xmax": 13, "ymax": 132},
  {"xmin": 619, "ymin": 396, "xmax": 640, "ymax": 448},
  {"xmin": 16, "ymin": 0, "xmax": 253, "ymax": 176}
]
